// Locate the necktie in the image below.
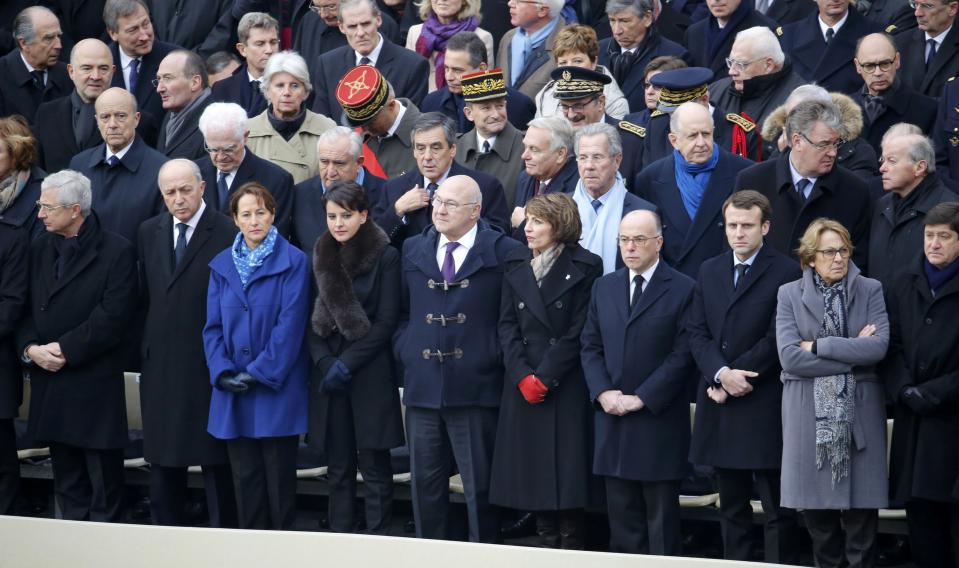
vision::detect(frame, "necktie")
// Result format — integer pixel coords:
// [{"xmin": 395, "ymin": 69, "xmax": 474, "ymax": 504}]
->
[
  {"xmin": 926, "ymin": 39, "xmax": 938, "ymax": 67},
  {"xmin": 30, "ymin": 70, "xmax": 44, "ymax": 91},
  {"xmin": 217, "ymin": 172, "xmax": 229, "ymax": 211},
  {"xmin": 482, "ymin": 140, "xmax": 491, "ymax": 154},
  {"xmin": 249, "ymin": 79, "xmax": 264, "ymax": 114},
  {"xmin": 863, "ymin": 94, "xmax": 884, "ymax": 123},
  {"xmin": 733, "ymin": 263, "xmax": 749, "ymax": 290},
  {"xmin": 174, "ymin": 223, "xmax": 188, "ymax": 266},
  {"xmin": 534, "ymin": 179, "xmax": 546, "ymax": 197},
  {"xmin": 591, "ymin": 199, "xmax": 603, "ymax": 213},
  {"xmin": 442, "ymin": 241, "xmax": 460, "ymax": 282},
  {"xmin": 630, "ymin": 275, "xmax": 644, "ymax": 310},
  {"xmin": 359, "ymin": 56, "xmax": 372, "ymax": 65},
  {"xmin": 825, "ymin": 28, "xmax": 835, "ymax": 44},
  {"xmin": 107, "ymin": 155, "xmax": 120, "ymax": 167},
  {"xmin": 426, "ymin": 182, "xmax": 438, "ymax": 199},
  {"xmin": 129, "ymin": 58, "xmax": 140, "ymax": 92},
  {"xmin": 795, "ymin": 178, "xmax": 811, "ymax": 201}
]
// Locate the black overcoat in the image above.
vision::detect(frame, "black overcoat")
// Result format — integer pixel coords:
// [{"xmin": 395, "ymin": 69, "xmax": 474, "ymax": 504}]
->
[
  {"xmin": 137, "ymin": 205, "xmax": 236, "ymax": 467},
  {"xmin": 0, "ymin": 167, "xmax": 44, "ymax": 240},
  {"xmin": 291, "ymin": 168, "xmax": 388, "ymax": 251},
  {"xmin": 0, "ymin": 225, "xmax": 28, "ymax": 419},
  {"xmin": 687, "ymin": 246, "xmax": 800, "ymax": 469},
  {"xmin": 15, "ymin": 214, "xmax": 137, "ymax": 449},
  {"xmin": 0, "ymin": 50, "xmax": 71, "ymax": 123},
  {"xmin": 489, "ymin": 244, "xmax": 603, "ymax": 510},
  {"xmin": 684, "ymin": 9, "xmax": 777, "ymax": 81},
  {"xmin": 895, "ymin": 25, "xmax": 959, "ymax": 98},
  {"xmin": 852, "ymin": 83, "xmax": 937, "ymax": 155},
  {"xmin": 157, "ymin": 95, "xmax": 215, "ymax": 160},
  {"xmin": 210, "ymin": 65, "xmax": 269, "ymax": 118},
  {"xmin": 109, "ymin": 40, "xmax": 178, "ymax": 131}
]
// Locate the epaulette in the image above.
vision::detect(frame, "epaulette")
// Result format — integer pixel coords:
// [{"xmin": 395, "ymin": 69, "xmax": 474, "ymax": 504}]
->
[
  {"xmin": 650, "ymin": 109, "xmax": 665, "ymax": 118},
  {"xmin": 618, "ymin": 120, "xmax": 646, "ymax": 138},
  {"xmin": 726, "ymin": 112, "xmax": 756, "ymax": 132},
  {"xmin": 885, "ymin": 24, "xmax": 897, "ymax": 33},
  {"xmin": 949, "ymin": 76, "xmax": 956, "ymax": 82},
  {"xmin": 775, "ymin": 26, "xmax": 783, "ymax": 37}
]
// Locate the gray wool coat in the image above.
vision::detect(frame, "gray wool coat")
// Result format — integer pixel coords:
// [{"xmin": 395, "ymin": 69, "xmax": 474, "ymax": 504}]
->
[{"xmin": 775, "ymin": 263, "xmax": 890, "ymax": 510}]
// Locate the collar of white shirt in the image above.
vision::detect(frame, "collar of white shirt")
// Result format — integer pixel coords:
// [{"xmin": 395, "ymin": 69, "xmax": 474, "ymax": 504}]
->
[
  {"xmin": 926, "ymin": 25, "xmax": 952, "ymax": 45},
  {"xmin": 436, "ymin": 222, "xmax": 479, "ymax": 272},
  {"xmin": 106, "ymin": 139, "xmax": 135, "ymax": 163},
  {"xmin": 629, "ymin": 258, "xmax": 660, "ymax": 293},
  {"xmin": 355, "ymin": 34, "xmax": 385, "ymax": 66},
  {"xmin": 733, "ymin": 245, "xmax": 761, "ymax": 268},
  {"xmin": 818, "ymin": 11, "xmax": 849, "ymax": 40}
]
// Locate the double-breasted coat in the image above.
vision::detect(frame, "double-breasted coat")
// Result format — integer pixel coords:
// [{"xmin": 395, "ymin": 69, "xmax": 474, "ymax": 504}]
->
[
  {"xmin": 687, "ymin": 246, "xmax": 801, "ymax": 469},
  {"xmin": 15, "ymin": 213, "xmax": 138, "ymax": 449},
  {"xmin": 775, "ymin": 263, "xmax": 890, "ymax": 509},
  {"xmin": 489, "ymin": 244, "xmax": 604, "ymax": 511},
  {"xmin": 137, "ymin": 205, "xmax": 237, "ymax": 467},
  {"xmin": 0, "ymin": 225, "xmax": 27, "ymax": 421},
  {"xmin": 580, "ymin": 261, "xmax": 697, "ymax": 481},
  {"xmin": 203, "ymin": 234, "xmax": 311, "ymax": 439},
  {"xmin": 884, "ymin": 260, "xmax": 959, "ymax": 505},
  {"xmin": 245, "ymin": 109, "xmax": 337, "ymax": 184}
]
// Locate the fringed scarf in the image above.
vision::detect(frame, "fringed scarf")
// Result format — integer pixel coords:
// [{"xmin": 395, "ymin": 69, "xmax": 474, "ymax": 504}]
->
[
  {"xmin": 415, "ymin": 13, "xmax": 478, "ymax": 90},
  {"xmin": 530, "ymin": 243, "xmax": 564, "ymax": 287}
]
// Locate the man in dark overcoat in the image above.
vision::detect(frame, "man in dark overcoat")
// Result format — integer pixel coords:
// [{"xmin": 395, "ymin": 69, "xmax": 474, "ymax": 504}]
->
[
  {"xmin": 580, "ymin": 209, "xmax": 697, "ymax": 556},
  {"xmin": 137, "ymin": 159, "xmax": 238, "ymax": 527},
  {"xmin": 687, "ymin": 190, "xmax": 801, "ymax": 563},
  {"xmin": 0, "ymin": 7, "xmax": 71, "ymax": 122},
  {"xmin": 894, "ymin": 0, "xmax": 959, "ymax": 97},
  {"xmin": 683, "ymin": 0, "xmax": 776, "ymax": 81},
  {"xmin": 16, "ymin": 170, "xmax": 138, "ymax": 522},
  {"xmin": 635, "ymin": 102, "xmax": 754, "ymax": 278},
  {"xmin": 934, "ymin": 77, "xmax": 959, "ymax": 183},
  {"xmin": 394, "ymin": 175, "xmax": 522, "ymax": 543},
  {"xmin": 156, "ymin": 50, "xmax": 215, "ymax": 160},
  {"xmin": 883, "ymin": 202, "xmax": 959, "ymax": 568},
  {"xmin": 209, "ymin": 12, "xmax": 279, "ymax": 118},
  {"xmin": 0, "ymin": 226, "xmax": 28, "ymax": 515}
]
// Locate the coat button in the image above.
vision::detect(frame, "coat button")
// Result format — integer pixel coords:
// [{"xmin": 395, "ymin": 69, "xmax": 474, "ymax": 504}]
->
[
  {"xmin": 242, "ymin": 347, "xmax": 251, "ymax": 355},
  {"xmin": 925, "ymin": 318, "xmax": 933, "ymax": 325},
  {"xmin": 721, "ymin": 341, "xmax": 727, "ymax": 350},
  {"xmin": 522, "ymin": 338, "xmax": 528, "ymax": 345},
  {"xmin": 40, "ymin": 305, "xmax": 47, "ymax": 311},
  {"xmin": 518, "ymin": 302, "xmax": 525, "ymax": 309},
  {"xmin": 554, "ymin": 301, "xmax": 563, "ymax": 309},
  {"xmin": 548, "ymin": 338, "xmax": 556, "ymax": 345},
  {"xmin": 243, "ymin": 304, "xmax": 249, "ymax": 311}
]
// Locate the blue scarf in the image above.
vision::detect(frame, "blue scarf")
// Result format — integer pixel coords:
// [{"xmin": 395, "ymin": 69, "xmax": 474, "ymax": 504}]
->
[
  {"xmin": 231, "ymin": 225, "xmax": 278, "ymax": 289},
  {"xmin": 923, "ymin": 257, "xmax": 959, "ymax": 296},
  {"xmin": 673, "ymin": 146, "xmax": 719, "ymax": 220}
]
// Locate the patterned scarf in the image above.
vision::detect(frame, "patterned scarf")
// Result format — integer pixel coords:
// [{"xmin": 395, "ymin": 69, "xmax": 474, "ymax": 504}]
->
[
  {"xmin": 813, "ymin": 272, "xmax": 855, "ymax": 486},
  {"xmin": 530, "ymin": 243, "xmax": 565, "ymax": 287},
  {"xmin": 231, "ymin": 225, "xmax": 278, "ymax": 289},
  {"xmin": 415, "ymin": 13, "xmax": 478, "ymax": 90},
  {"xmin": 0, "ymin": 170, "xmax": 29, "ymax": 213}
]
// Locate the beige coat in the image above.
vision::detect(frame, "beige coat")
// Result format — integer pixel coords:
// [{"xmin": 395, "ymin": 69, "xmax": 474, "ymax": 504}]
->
[
  {"xmin": 246, "ymin": 109, "xmax": 336, "ymax": 184},
  {"xmin": 497, "ymin": 23, "xmax": 561, "ymax": 101},
  {"xmin": 405, "ymin": 24, "xmax": 494, "ymax": 93}
]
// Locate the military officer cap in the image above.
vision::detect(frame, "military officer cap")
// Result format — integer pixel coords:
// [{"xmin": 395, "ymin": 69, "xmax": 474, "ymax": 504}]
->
[
  {"xmin": 550, "ymin": 66, "xmax": 611, "ymax": 100},
  {"xmin": 336, "ymin": 64, "xmax": 390, "ymax": 126},
  {"xmin": 461, "ymin": 68, "xmax": 508, "ymax": 102},
  {"xmin": 651, "ymin": 67, "xmax": 714, "ymax": 113}
]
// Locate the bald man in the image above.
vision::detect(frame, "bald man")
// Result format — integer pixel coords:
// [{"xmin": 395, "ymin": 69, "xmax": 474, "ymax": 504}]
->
[
  {"xmin": 396, "ymin": 174, "xmax": 523, "ymax": 543},
  {"xmin": 853, "ymin": 33, "xmax": 937, "ymax": 154},
  {"xmin": 69, "ymin": 87, "xmax": 168, "ymax": 245},
  {"xmin": 581, "ymin": 209, "xmax": 696, "ymax": 556}
]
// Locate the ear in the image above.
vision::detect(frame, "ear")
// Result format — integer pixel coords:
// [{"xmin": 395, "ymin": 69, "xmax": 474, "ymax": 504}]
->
[
  {"xmin": 359, "ymin": 210, "xmax": 368, "ymax": 224},
  {"xmin": 761, "ymin": 220, "xmax": 770, "ymax": 237},
  {"xmin": 197, "ymin": 180, "xmax": 206, "ymax": 196},
  {"xmin": 236, "ymin": 42, "xmax": 248, "ymax": 58}
]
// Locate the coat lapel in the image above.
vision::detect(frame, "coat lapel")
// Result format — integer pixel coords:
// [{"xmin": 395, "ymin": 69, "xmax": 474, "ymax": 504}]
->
[
  {"xmin": 728, "ymin": 246, "xmax": 772, "ymax": 306},
  {"xmin": 656, "ymin": 158, "xmax": 692, "ymax": 236},
  {"xmin": 627, "ymin": 262, "xmax": 670, "ymax": 325},
  {"xmin": 680, "ymin": 157, "xmax": 734, "ymax": 260},
  {"xmin": 540, "ymin": 248, "xmax": 586, "ymax": 305},
  {"xmin": 505, "ymin": 255, "xmax": 551, "ymax": 329},
  {"xmin": 50, "ymin": 240, "xmax": 99, "ymax": 298},
  {"xmin": 169, "ymin": 207, "xmax": 216, "ymax": 287},
  {"xmin": 155, "ymin": 214, "xmax": 175, "ymax": 282}
]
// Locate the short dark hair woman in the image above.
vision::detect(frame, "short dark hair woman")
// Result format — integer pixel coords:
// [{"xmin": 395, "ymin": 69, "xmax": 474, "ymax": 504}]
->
[
  {"xmin": 203, "ymin": 182, "xmax": 310, "ymax": 530},
  {"xmin": 488, "ymin": 192, "xmax": 603, "ymax": 548},
  {"xmin": 308, "ymin": 181, "xmax": 404, "ymax": 534}
]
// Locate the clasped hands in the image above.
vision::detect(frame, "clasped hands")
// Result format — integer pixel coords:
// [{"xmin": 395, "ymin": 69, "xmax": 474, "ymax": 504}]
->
[
  {"xmin": 217, "ymin": 372, "xmax": 257, "ymax": 393},
  {"xmin": 27, "ymin": 342, "xmax": 66, "ymax": 372},
  {"xmin": 598, "ymin": 390, "xmax": 644, "ymax": 416},
  {"xmin": 708, "ymin": 367, "xmax": 759, "ymax": 405}
]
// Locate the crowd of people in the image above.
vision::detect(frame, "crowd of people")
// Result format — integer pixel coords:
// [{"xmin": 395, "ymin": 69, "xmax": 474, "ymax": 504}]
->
[{"xmin": 0, "ymin": 0, "xmax": 958, "ymax": 566}]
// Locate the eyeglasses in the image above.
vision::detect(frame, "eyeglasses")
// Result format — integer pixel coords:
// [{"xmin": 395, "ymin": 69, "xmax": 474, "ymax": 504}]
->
[
  {"xmin": 618, "ymin": 235, "xmax": 660, "ymax": 246},
  {"xmin": 36, "ymin": 201, "xmax": 76, "ymax": 212},
  {"xmin": 204, "ymin": 144, "xmax": 241, "ymax": 155},
  {"xmin": 310, "ymin": 2, "xmax": 338, "ymax": 13},
  {"xmin": 431, "ymin": 196, "xmax": 477, "ymax": 212},
  {"xmin": 559, "ymin": 95, "xmax": 599, "ymax": 114},
  {"xmin": 151, "ymin": 74, "xmax": 186, "ymax": 87},
  {"xmin": 725, "ymin": 57, "xmax": 760, "ymax": 71},
  {"xmin": 908, "ymin": 0, "xmax": 948, "ymax": 10},
  {"xmin": 508, "ymin": 0, "xmax": 543, "ymax": 5},
  {"xmin": 800, "ymin": 132, "xmax": 844, "ymax": 152},
  {"xmin": 815, "ymin": 247, "xmax": 851, "ymax": 259},
  {"xmin": 858, "ymin": 59, "xmax": 896, "ymax": 73}
]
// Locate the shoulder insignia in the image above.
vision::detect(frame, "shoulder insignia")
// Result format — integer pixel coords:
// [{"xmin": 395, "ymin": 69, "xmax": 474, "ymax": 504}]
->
[
  {"xmin": 650, "ymin": 109, "xmax": 665, "ymax": 118},
  {"xmin": 618, "ymin": 120, "xmax": 646, "ymax": 138},
  {"xmin": 950, "ymin": 136, "xmax": 959, "ymax": 147},
  {"xmin": 726, "ymin": 112, "xmax": 756, "ymax": 132},
  {"xmin": 885, "ymin": 24, "xmax": 897, "ymax": 33},
  {"xmin": 776, "ymin": 26, "xmax": 783, "ymax": 37},
  {"xmin": 950, "ymin": 76, "xmax": 957, "ymax": 82}
]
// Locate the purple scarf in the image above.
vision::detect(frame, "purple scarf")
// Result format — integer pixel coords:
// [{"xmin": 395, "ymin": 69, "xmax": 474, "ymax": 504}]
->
[{"xmin": 415, "ymin": 13, "xmax": 478, "ymax": 89}]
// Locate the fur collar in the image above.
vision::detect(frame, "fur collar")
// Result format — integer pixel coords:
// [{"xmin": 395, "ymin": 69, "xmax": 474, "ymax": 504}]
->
[
  {"xmin": 761, "ymin": 91, "xmax": 863, "ymax": 144},
  {"xmin": 311, "ymin": 220, "xmax": 389, "ymax": 340}
]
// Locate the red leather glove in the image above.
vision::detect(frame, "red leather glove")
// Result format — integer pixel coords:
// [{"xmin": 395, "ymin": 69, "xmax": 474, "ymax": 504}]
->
[{"xmin": 518, "ymin": 374, "xmax": 548, "ymax": 404}]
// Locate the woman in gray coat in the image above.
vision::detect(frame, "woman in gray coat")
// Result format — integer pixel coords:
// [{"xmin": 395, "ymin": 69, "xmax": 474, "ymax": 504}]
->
[{"xmin": 775, "ymin": 218, "xmax": 889, "ymax": 568}]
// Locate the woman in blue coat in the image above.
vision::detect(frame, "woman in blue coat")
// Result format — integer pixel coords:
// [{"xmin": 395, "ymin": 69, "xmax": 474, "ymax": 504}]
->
[{"xmin": 203, "ymin": 182, "xmax": 310, "ymax": 530}]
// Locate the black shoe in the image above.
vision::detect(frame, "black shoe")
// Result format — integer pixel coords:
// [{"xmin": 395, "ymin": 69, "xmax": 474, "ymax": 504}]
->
[
  {"xmin": 876, "ymin": 536, "xmax": 909, "ymax": 566},
  {"xmin": 500, "ymin": 512, "xmax": 536, "ymax": 539}
]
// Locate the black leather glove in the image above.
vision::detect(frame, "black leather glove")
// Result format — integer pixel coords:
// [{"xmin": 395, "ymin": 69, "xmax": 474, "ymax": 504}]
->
[
  {"xmin": 236, "ymin": 372, "xmax": 257, "ymax": 389},
  {"xmin": 901, "ymin": 386, "xmax": 938, "ymax": 415},
  {"xmin": 320, "ymin": 359, "xmax": 352, "ymax": 394},
  {"xmin": 217, "ymin": 374, "xmax": 249, "ymax": 393}
]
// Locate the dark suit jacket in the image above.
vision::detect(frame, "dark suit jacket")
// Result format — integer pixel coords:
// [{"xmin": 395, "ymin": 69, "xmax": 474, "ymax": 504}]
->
[
  {"xmin": 311, "ymin": 38, "xmax": 430, "ymax": 121},
  {"xmin": 210, "ymin": 65, "xmax": 268, "ymax": 118},
  {"xmin": 69, "ymin": 136, "xmax": 168, "ymax": 245},
  {"xmin": 157, "ymin": 93, "xmax": 214, "ymax": 160},
  {"xmin": 581, "ymin": 261, "xmax": 697, "ymax": 481},
  {"xmin": 765, "ymin": 0, "xmax": 817, "ymax": 25},
  {"xmin": 109, "ymin": 40, "xmax": 178, "ymax": 129},
  {"xmin": 854, "ymin": 82, "xmax": 937, "ymax": 155},
  {"xmin": 733, "ymin": 151, "xmax": 872, "ymax": 268},
  {"xmin": 684, "ymin": 10, "xmax": 777, "ymax": 81},
  {"xmin": 687, "ymin": 245, "xmax": 801, "ymax": 469},
  {"xmin": 635, "ymin": 149, "xmax": 755, "ymax": 278},
  {"xmin": 136, "ymin": 205, "xmax": 236, "ymax": 466},
  {"xmin": 598, "ymin": 30, "xmax": 690, "ymax": 113},
  {"xmin": 146, "ymin": 0, "xmax": 232, "ymax": 51},
  {"xmin": 895, "ymin": 25, "xmax": 959, "ymax": 98},
  {"xmin": 862, "ymin": 0, "xmax": 915, "ymax": 33},
  {"xmin": 0, "ymin": 167, "xmax": 45, "ymax": 240},
  {"xmin": 35, "ymin": 94, "xmax": 102, "ymax": 173},
  {"xmin": 0, "ymin": 224, "xmax": 28, "ymax": 420},
  {"xmin": 197, "ymin": 149, "xmax": 295, "ymax": 236},
  {"xmin": 294, "ymin": 8, "xmax": 399, "ymax": 65},
  {"xmin": 377, "ymin": 161, "xmax": 510, "ymax": 247},
  {"xmin": 291, "ymin": 168, "xmax": 388, "ymax": 251},
  {"xmin": 420, "ymin": 85, "xmax": 536, "ymax": 134},
  {"xmin": 47, "ymin": 0, "xmax": 109, "ymax": 59},
  {"xmin": 934, "ymin": 78, "xmax": 959, "ymax": 182},
  {"xmin": 510, "ymin": 159, "xmax": 580, "ymax": 241},
  {"xmin": 0, "ymin": 50, "xmax": 71, "ymax": 122},
  {"xmin": 780, "ymin": 8, "xmax": 884, "ymax": 95}
]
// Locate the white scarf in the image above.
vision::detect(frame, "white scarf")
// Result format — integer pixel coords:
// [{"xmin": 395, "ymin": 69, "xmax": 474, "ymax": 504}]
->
[{"xmin": 574, "ymin": 173, "xmax": 627, "ymax": 274}]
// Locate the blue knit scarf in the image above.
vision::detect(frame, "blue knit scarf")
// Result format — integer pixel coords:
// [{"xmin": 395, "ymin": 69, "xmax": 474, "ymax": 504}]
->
[{"xmin": 673, "ymin": 146, "xmax": 719, "ymax": 220}]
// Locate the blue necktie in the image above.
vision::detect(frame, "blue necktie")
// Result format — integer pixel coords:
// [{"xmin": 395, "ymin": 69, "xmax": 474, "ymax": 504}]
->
[
  {"xmin": 591, "ymin": 199, "xmax": 603, "ymax": 213},
  {"xmin": 217, "ymin": 172, "xmax": 229, "ymax": 211},
  {"xmin": 107, "ymin": 155, "xmax": 120, "ymax": 168},
  {"xmin": 795, "ymin": 178, "xmax": 811, "ymax": 201},
  {"xmin": 129, "ymin": 58, "xmax": 140, "ymax": 92},
  {"xmin": 174, "ymin": 223, "xmax": 188, "ymax": 266},
  {"xmin": 927, "ymin": 39, "xmax": 938, "ymax": 67}
]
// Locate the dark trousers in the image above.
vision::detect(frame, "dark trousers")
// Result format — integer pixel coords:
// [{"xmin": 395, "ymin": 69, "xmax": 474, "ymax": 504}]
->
[
  {"xmin": 325, "ymin": 394, "xmax": 394, "ymax": 535},
  {"xmin": 49, "ymin": 442, "xmax": 124, "ymax": 522},
  {"xmin": 906, "ymin": 498, "xmax": 959, "ymax": 568},
  {"xmin": 605, "ymin": 476, "xmax": 681, "ymax": 556},
  {"xmin": 149, "ymin": 463, "xmax": 238, "ymax": 527},
  {"xmin": 535, "ymin": 509, "xmax": 585, "ymax": 549},
  {"xmin": 0, "ymin": 419, "xmax": 19, "ymax": 515},
  {"xmin": 802, "ymin": 508, "xmax": 878, "ymax": 568},
  {"xmin": 406, "ymin": 406, "xmax": 499, "ymax": 543},
  {"xmin": 226, "ymin": 436, "xmax": 298, "ymax": 530},
  {"xmin": 716, "ymin": 467, "xmax": 801, "ymax": 564}
]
